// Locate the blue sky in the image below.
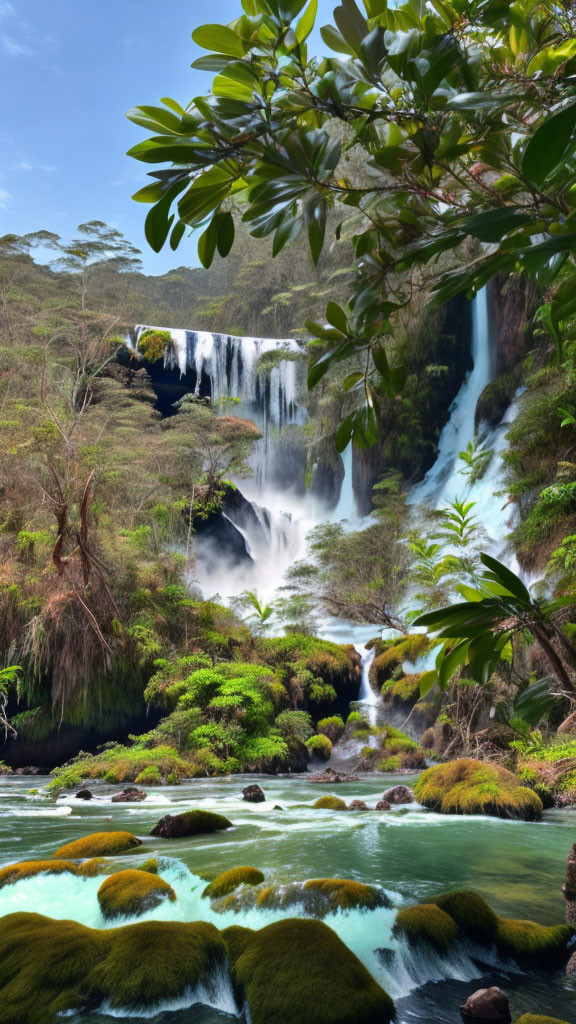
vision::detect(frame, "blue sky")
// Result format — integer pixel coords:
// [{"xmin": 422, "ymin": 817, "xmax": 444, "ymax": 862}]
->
[{"xmin": 0, "ymin": 0, "xmax": 334, "ymax": 275}]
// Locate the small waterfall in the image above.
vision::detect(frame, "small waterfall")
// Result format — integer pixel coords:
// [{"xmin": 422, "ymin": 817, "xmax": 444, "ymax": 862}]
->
[
  {"xmin": 357, "ymin": 646, "xmax": 379, "ymax": 726},
  {"xmin": 330, "ymin": 444, "xmax": 360, "ymax": 524},
  {"xmin": 409, "ymin": 288, "xmax": 492, "ymax": 508}
]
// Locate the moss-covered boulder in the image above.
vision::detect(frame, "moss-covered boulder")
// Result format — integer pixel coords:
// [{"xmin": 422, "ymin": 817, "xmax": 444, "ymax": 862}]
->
[
  {"xmin": 223, "ymin": 918, "xmax": 395, "ymax": 1024},
  {"xmin": 414, "ymin": 759, "xmax": 543, "ymax": 820},
  {"xmin": 515, "ymin": 1017, "xmax": 571, "ymax": 1024},
  {"xmin": 54, "ymin": 831, "xmax": 142, "ymax": 859},
  {"xmin": 393, "ymin": 904, "xmax": 460, "ymax": 954},
  {"xmin": 212, "ymin": 878, "xmax": 391, "ymax": 917},
  {"xmin": 150, "ymin": 809, "xmax": 232, "ymax": 838},
  {"xmin": 396, "ymin": 891, "xmax": 572, "ymax": 967},
  {"xmin": 432, "ymin": 891, "xmax": 498, "ymax": 945},
  {"xmin": 0, "ymin": 860, "xmax": 79, "ymax": 889},
  {"xmin": 0, "ymin": 912, "xmax": 228, "ymax": 1024},
  {"xmin": 313, "ymin": 795, "xmax": 347, "ymax": 811},
  {"xmin": 97, "ymin": 869, "xmax": 176, "ymax": 920},
  {"xmin": 496, "ymin": 918, "xmax": 573, "ymax": 965},
  {"xmin": 203, "ymin": 866, "xmax": 264, "ymax": 899}
]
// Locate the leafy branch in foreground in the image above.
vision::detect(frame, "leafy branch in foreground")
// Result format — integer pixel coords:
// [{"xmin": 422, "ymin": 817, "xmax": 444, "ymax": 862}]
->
[
  {"xmin": 128, "ymin": 0, "xmax": 576, "ymax": 445},
  {"xmin": 415, "ymin": 553, "xmax": 576, "ymax": 699}
]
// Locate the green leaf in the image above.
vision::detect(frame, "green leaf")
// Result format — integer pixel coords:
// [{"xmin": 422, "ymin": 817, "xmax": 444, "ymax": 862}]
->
[
  {"xmin": 460, "ymin": 206, "xmax": 533, "ymax": 243},
  {"xmin": 418, "ymin": 670, "xmax": 438, "ymax": 697},
  {"xmin": 192, "ymin": 24, "xmax": 247, "ymax": 57},
  {"xmin": 522, "ymin": 100, "xmax": 576, "ymax": 186},
  {"xmin": 320, "ymin": 23, "xmax": 356, "ymax": 55},
  {"xmin": 198, "ymin": 219, "xmax": 219, "ymax": 269},
  {"xmin": 296, "ymin": 0, "xmax": 317, "ymax": 42},
  {"xmin": 216, "ymin": 211, "xmax": 235, "ymax": 257},
  {"xmin": 306, "ymin": 198, "xmax": 327, "ymax": 265},
  {"xmin": 479, "ymin": 552, "xmax": 532, "ymax": 605},
  {"xmin": 170, "ymin": 220, "xmax": 186, "ymax": 251},
  {"xmin": 335, "ymin": 416, "xmax": 354, "ymax": 452},
  {"xmin": 325, "ymin": 300, "xmax": 348, "ymax": 333}
]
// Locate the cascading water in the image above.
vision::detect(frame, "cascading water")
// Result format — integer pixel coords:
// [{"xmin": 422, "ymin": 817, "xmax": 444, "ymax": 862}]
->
[{"xmin": 407, "ymin": 288, "xmax": 519, "ymax": 553}]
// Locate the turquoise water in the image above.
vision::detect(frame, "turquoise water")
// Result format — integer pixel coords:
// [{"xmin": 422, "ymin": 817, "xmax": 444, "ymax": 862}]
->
[{"xmin": 1, "ymin": 773, "xmax": 575, "ymax": 1022}]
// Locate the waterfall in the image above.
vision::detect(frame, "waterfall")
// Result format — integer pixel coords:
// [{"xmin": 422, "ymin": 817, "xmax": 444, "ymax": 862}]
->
[
  {"xmin": 409, "ymin": 288, "xmax": 492, "ymax": 508},
  {"xmin": 357, "ymin": 646, "xmax": 379, "ymax": 726},
  {"xmin": 407, "ymin": 289, "xmax": 519, "ymax": 554}
]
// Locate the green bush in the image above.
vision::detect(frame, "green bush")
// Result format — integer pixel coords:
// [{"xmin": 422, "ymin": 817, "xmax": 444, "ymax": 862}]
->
[{"xmin": 306, "ymin": 734, "xmax": 333, "ymax": 760}]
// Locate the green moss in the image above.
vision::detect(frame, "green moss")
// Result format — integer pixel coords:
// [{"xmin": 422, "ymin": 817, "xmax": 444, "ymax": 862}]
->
[
  {"xmin": 137, "ymin": 328, "xmax": 171, "ymax": 363},
  {"xmin": 496, "ymin": 917, "xmax": 573, "ymax": 964},
  {"xmin": 306, "ymin": 734, "xmax": 333, "ymax": 759},
  {"xmin": 515, "ymin": 1017, "xmax": 571, "ymax": 1024},
  {"xmin": 433, "ymin": 891, "xmax": 498, "ymax": 945},
  {"xmin": 302, "ymin": 878, "xmax": 389, "ymax": 912},
  {"xmin": 0, "ymin": 859, "xmax": 106, "ymax": 888},
  {"xmin": 54, "ymin": 832, "xmax": 142, "ymax": 859},
  {"xmin": 313, "ymin": 795, "xmax": 347, "ymax": 811},
  {"xmin": 97, "ymin": 869, "xmax": 176, "ymax": 920},
  {"xmin": 317, "ymin": 716, "xmax": 345, "ymax": 742},
  {"xmin": 227, "ymin": 918, "xmax": 395, "ymax": 1024},
  {"xmin": 393, "ymin": 904, "xmax": 460, "ymax": 954},
  {"xmin": 203, "ymin": 866, "xmax": 265, "ymax": 899},
  {"xmin": 414, "ymin": 758, "xmax": 543, "ymax": 820},
  {"xmin": 0, "ymin": 913, "xmax": 229, "ymax": 1022},
  {"xmin": 134, "ymin": 766, "xmax": 162, "ymax": 785},
  {"xmin": 140, "ymin": 858, "xmax": 159, "ymax": 875},
  {"xmin": 476, "ymin": 373, "xmax": 518, "ymax": 427},
  {"xmin": 377, "ymin": 756, "xmax": 401, "ymax": 771}
]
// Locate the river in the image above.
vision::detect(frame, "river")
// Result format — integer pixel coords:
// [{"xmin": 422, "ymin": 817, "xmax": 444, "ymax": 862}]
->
[{"xmin": 1, "ymin": 773, "xmax": 576, "ymax": 1022}]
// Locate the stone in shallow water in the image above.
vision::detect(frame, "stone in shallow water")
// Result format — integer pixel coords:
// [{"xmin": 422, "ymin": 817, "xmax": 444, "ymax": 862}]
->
[
  {"xmin": 111, "ymin": 786, "xmax": 147, "ymax": 803},
  {"xmin": 460, "ymin": 986, "xmax": 511, "ymax": 1023},
  {"xmin": 75, "ymin": 789, "xmax": 93, "ymax": 801},
  {"xmin": 242, "ymin": 783, "xmax": 265, "ymax": 803},
  {"xmin": 150, "ymin": 809, "xmax": 232, "ymax": 838},
  {"xmin": 54, "ymin": 831, "xmax": 142, "ymax": 859},
  {"xmin": 375, "ymin": 800, "xmax": 391, "ymax": 810},
  {"xmin": 381, "ymin": 784, "xmax": 414, "ymax": 804}
]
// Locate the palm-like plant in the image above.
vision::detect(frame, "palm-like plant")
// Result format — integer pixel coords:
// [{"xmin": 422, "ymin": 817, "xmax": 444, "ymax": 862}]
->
[{"xmin": 415, "ymin": 554, "xmax": 576, "ymax": 699}]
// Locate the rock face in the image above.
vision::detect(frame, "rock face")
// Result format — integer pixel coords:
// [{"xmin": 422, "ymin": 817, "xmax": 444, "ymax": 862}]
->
[
  {"xmin": 151, "ymin": 809, "xmax": 232, "ymax": 839},
  {"xmin": 243, "ymin": 784, "xmax": 265, "ymax": 804},
  {"xmin": 111, "ymin": 786, "xmax": 147, "ymax": 804},
  {"xmin": 562, "ymin": 842, "xmax": 576, "ymax": 926},
  {"xmin": 460, "ymin": 987, "xmax": 511, "ymax": 1023},
  {"xmin": 382, "ymin": 785, "xmax": 414, "ymax": 805},
  {"xmin": 75, "ymin": 789, "xmax": 93, "ymax": 801}
]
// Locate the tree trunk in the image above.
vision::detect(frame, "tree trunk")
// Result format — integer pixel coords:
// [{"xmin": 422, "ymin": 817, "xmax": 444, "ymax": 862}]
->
[{"xmin": 532, "ymin": 621, "xmax": 576, "ymax": 698}]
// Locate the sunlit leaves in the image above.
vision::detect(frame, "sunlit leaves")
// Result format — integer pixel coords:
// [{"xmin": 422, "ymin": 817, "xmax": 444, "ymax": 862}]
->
[{"xmin": 192, "ymin": 24, "xmax": 248, "ymax": 57}]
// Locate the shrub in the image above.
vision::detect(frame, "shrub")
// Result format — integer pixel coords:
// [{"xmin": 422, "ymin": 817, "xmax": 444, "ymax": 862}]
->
[
  {"xmin": 134, "ymin": 766, "xmax": 162, "ymax": 785},
  {"xmin": 414, "ymin": 758, "xmax": 543, "ymax": 820},
  {"xmin": 317, "ymin": 716, "xmax": 345, "ymax": 743},
  {"xmin": 97, "ymin": 870, "xmax": 176, "ymax": 920},
  {"xmin": 137, "ymin": 328, "xmax": 171, "ymax": 362},
  {"xmin": 203, "ymin": 866, "xmax": 265, "ymax": 899},
  {"xmin": 306, "ymin": 734, "xmax": 333, "ymax": 760}
]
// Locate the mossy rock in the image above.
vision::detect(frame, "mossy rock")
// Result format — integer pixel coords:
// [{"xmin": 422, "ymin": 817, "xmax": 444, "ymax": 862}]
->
[
  {"xmin": 0, "ymin": 912, "xmax": 227, "ymax": 1023},
  {"xmin": 136, "ymin": 328, "xmax": 171, "ymax": 363},
  {"xmin": 313, "ymin": 795, "xmax": 348, "ymax": 811},
  {"xmin": 54, "ymin": 831, "xmax": 142, "ymax": 859},
  {"xmin": 225, "ymin": 918, "xmax": 395, "ymax": 1024},
  {"xmin": 515, "ymin": 1017, "xmax": 571, "ymax": 1024},
  {"xmin": 203, "ymin": 866, "xmax": 264, "ymax": 899},
  {"xmin": 414, "ymin": 758, "xmax": 543, "ymax": 820},
  {"xmin": 135, "ymin": 766, "xmax": 162, "ymax": 785},
  {"xmin": 433, "ymin": 891, "xmax": 499, "ymax": 945},
  {"xmin": 150, "ymin": 809, "xmax": 232, "ymax": 838},
  {"xmin": 212, "ymin": 878, "xmax": 390, "ymax": 918},
  {"xmin": 0, "ymin": 857, "xmax": 111, "ymax": 888},
  {"xmin": 302, "ymin": 878, "xmax": 390, "ymax": 913},
  {"xmin": 476, "ymin": 372, "xmax": 517, "ymax": 427},
  {"xmin": 97, "ymin": 869, "xmax": 176, "ymax": 920},
  {"xmin": 496, "ymin": 917, "xmax": 573, "ymax": 965},
  {"xmin": 393, "ymin": 904, "xmax": 459, "ymax": 955},
  {"xmin": 0, "ymin": 860, "xmax": 79, "ymax": 889}
]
